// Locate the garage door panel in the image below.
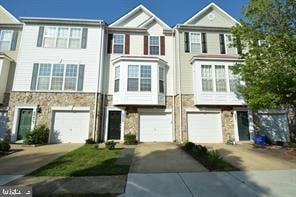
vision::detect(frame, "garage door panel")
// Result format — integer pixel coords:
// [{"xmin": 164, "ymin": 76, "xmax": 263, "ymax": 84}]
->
[
  {"xmin": 187, "ymin": 112, "xmax": 222, "ymax": 143},
  {"xmin": 140, "ymin": 113, "xmax": 172, "ymax": 142},
  {"xmin": 52, "ymin": 111, "xmax": 89, "ymax": 143}
]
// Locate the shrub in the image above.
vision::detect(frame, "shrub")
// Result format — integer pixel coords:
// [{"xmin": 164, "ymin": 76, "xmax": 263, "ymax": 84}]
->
[
  {"xmin": 0, "ymin": 140, "xmax": 10, "ymax": 152},
  {"xmin": 193, "ymin": 144, "xmax": 208, "ymax": 156},
  {"xmin": 86, "ymin": 138, "xmax": 95, "ymax": 144},
  {"xmin": 184, "ymin": 141, "xmax": 196, "ymax": 150},
  {"xmin": 24, "ymin": 125, "xmax": 49, "ymax": 145},
  {"xmin": 105, "ymin": 141, "xmax": 117, "ymax": 150},
  {"xmin": 124, "ymin": 133, "xmax": 137, "ymax": 145}
]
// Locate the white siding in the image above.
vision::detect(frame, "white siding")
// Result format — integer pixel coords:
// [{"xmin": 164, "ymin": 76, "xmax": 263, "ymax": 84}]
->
[{"xmin": 13, "ymin": 24, "xmax": 104, "ymax": 92}]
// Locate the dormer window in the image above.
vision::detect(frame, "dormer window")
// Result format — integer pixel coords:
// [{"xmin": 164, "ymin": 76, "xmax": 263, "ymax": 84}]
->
[{"xmin": 113, "ymin": 34, "xmax": 124, "ymax": 54}]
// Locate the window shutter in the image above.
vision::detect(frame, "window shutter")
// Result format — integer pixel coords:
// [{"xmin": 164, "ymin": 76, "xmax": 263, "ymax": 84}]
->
[
  {"xmin": 10, "ymin": 31, "xmax": 18, "ymax": 51},
  {"xmin": 201, "ymin": 33, "xmax": 207, "ymax": 53},
  {"xmin": 184, "ymin": 32, "xmax": 189, "ymax": 53},
  {"xmin": 219, "ymin": 34, "xmax": 226, "ymax": 54},
  {"xmin": 125, "ymin": 34, "xmax": 130, "ymax": 54},
  {"xmin": 37, "ymin": 26, "xmax": 44, "ymax": 47},
  {"xmin": 30, "ymin": 63, "xmax": 39, "ymax": 90},
  {"xmin": 160, "ymin": 36, "xmax": 165, "ymax": 55},
  {"xmin": 81, "ymin": 28, "xmax": 88, "ymax": 49},
  {"xmin": 107, "ymin": 34, "xmax": 113, "ymax": 53},
  {"xmin": 237, "ymin": 37, "xmax": 242, "ymax": 55},
  {"xmin": 144, "ymin": 35, "xmax": 148, "ymax": 55},
  {"xmin": 77, "ymin": 64, "xmax": 85, "ymax": 91}
]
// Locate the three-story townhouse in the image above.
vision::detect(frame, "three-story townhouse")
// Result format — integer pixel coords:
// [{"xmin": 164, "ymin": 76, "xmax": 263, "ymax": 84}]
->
[
  {"xmin": 102, "ymin": 5, "xmax": 176, "ymax": 142},
  {"xmin": 8, "ymin": 17, "xmax": 105, "ymax": 143},
  {"xmin": 0, "ymin": 5, "xmax": 22, "ymax": 139}
]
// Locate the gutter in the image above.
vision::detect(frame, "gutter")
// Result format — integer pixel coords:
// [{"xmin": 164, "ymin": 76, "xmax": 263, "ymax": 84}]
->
[{"xmin": 176, "ymin": 29, "xmax": 183, "ymax": 143}]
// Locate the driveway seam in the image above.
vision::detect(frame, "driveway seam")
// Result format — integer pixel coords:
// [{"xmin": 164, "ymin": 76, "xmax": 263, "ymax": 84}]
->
[{"xmin": 177, "ymin": 173, "xmax": 195, "ymax": 197}]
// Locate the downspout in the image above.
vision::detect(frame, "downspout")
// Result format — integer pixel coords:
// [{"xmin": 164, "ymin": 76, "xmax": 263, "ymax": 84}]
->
[
  {"xmin": 172, "ymin": 29, "xmax": 176, "ymax": 141},
  {"xmin": 93, "ymin": 23, "xmax": 105, "ymax": 142},
  {"xmin": 177, "ymin": 28, "xmax": 183, "ymax": 143}
]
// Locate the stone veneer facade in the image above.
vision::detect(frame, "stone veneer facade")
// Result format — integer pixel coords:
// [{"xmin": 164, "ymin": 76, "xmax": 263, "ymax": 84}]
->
[
  {"xmin": 8, "ymin": 92, "xmax": 103, "ymax": 141},
  {"xmin": 174, "ymin": 94, "xmax": 235, "ymax": 143}
]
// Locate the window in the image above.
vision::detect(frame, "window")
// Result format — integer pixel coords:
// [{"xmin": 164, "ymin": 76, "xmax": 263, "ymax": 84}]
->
[
  {"xmin": 127, "ymin": 65, "xmax": 139, "ymax": 91},
  {"xmin": 149, "ymin": 36, "xmax": 159, "ymax": 55},
  {"xmin": 36, "ymin": 63, "xmax": 79, "ymax": 91},
  {"xmin": 0, "ymin": 30, "xmax": 13, "ymax": 51},
  {"xmin": 190, "ymin": 32, "xmax": 201, "ymax": 53},
  {"xmin": 225, "ymin": 34, "xmax": 237, "ymax": 54},
  {"xmin": 159, "ymin": 67, "xmax": 165, "ymax": 93},
  {"xmin": 43, "ymin": 26, "xmax": 82, "ymax": 48},
  {"xmin": 127, "ymin": 65, "xmax": 152, "ymax": 91},
  {"xmin": 228, "ymin": 66, "xmax": 239, "ymax": 92},
  {"xmin": 201, "ymin": 65, "xmax": 213, "ymax": 91},
  {"xmin": 114, "ymin": 66, "xmax": 120, "ymax": 92},
  {"xmin": 140, "ymin": 65, "xmax": 151, "ymax": 91},
  {"xmin": 215, "ymin": 65, "xmax": 227, "ymax": 92},
  {"xmin": 113, "ymin": 34, "xmax": 124, "ymax": 53}
]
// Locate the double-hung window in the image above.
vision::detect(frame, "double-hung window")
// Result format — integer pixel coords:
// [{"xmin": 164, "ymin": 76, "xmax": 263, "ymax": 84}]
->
[
  {"xmin": 114, "ymin": 66, "xmax": 120, "ymax": 92},
  {"xmin": 51, "ymin": 64, "xmax": 64, "ymax": 90},
  {"xmin": 224, "ymin": 34, "xmax": 237, "ymax": 54},
  {"xmin": 149, "ymin": 36, "xmax": 159, "ymax": 55},
  {"xmin": 159, "ymin": 67, "xmax": 165, "ymax": 93},
  {"xmin": 127, "ymin": 65, "xmax": 151, "ymax": 91},
  {"xmin": 215, "ymin": 65, "xmax": 227, "ymax": 92},
  {"xmin": 201, "ymin": 65, "xmax": 213, "ymax": 91},
  {"xmin": 56, "ymin": 27, "xmax": 68, "ymax": 48},
  {"xmin": 113, "ymin": 34, "xmax": 124, "ymax": 53},
  {"xmin": 43, "ymin": 27, "xmax": 57, "ymax": 48},
  {"xmin": 140, "ymin": 65, "xmax": 151, "ymax": 91},
  {"xmin": 37, "ymin": 64, "xmax": 51, "ymax": 90},
  {"xmin": 64, "ymin": 64, "xmax": 78, "ymax": 90},
  {"xmin": 127, "ymin": 65, "xmax": 139, "ymax": 91},
  {"xmin": 69, "ymin": 28, "xmax": 82, "ymax": 48},
  {"xmin": 0, "ymin": 30, "xmax": 13, "ymax": 51},
  {"xmin": 190, "ymin": 32, "xmax": 201, "ymax": 53},
  {"xmin": 228, "ymin": 66, "xmax": 239, "ymax": 92}
]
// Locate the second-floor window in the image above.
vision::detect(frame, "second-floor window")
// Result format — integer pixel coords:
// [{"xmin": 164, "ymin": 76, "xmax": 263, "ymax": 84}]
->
[
  {"xmin": 201, "ymin": 65, "xmax": 213, "ymax": 91},
  {"xmin": 113, "ymin": 34, "xmax": 124, "ymax": 53},
  {"xmin": 127, "ymin": 65, "xmax": 151, "ymax": 91},
  {"xmin": 43, "ymin": 26, "xmax": 82, "ymax": 49},
  {"xmin": 0, "ymin": 30, "xmax": 13, "ymax": 51},
  {"xmin": 159, "ymin": 67, "xmax": 165, "ymax": 93},
  {"xmin": 224, "ymin": 34, "xmax": 237, "ymax": 54},
  {"xmin": 190, "ymin": 32, "xmax": 201, "ymax": 53},
  {"xmin": 149, "ymin": 36, "xmax": 159, "ymax": 55},
  {"xmin": 228, "ymin": 66, "xmax": 239, "ymax": 92},
  {"xmin": 114, "ymin": 66, "xmax": 120, "ymax": 92},
  {"xmin": 215, "ymin": 65, "xmax": 227, "ymax": 92}
]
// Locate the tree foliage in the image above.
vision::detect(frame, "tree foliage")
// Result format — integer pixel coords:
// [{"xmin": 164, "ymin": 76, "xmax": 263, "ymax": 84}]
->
[{"xmin": 232, "ymin": 0, "xmax": 296, "ymax": 109}]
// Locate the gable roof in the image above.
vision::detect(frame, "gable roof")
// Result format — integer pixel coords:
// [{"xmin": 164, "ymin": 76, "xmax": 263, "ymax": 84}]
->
[
  {"xmin": 183, "ymin": 2, "xmax": 240, "ymax": 25},
  {"xmin": 0, "ymin": 5, "xmax": 20, "ymax": 23},
  {"xmin": 110, "ymin": 4, "xmax": 171, "ymax": 29}
]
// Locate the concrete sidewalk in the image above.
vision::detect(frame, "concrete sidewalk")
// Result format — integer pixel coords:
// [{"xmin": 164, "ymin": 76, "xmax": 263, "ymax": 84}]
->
[
  {"xmin": 121, "ymin": 170, "xmax": 296, "ymax": 197},
  {"xmin": 0, "ymin": 144, "xmax": 81, "ymax": 185}
]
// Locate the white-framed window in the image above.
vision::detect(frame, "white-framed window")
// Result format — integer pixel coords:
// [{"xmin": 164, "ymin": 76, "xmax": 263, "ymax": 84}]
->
[
  {"xmin": 113, "ymin": 34, "xmax": 124, "ymax": 54},
  {"xmin": 201, "ymin": 65, "xmax": 213, "ymax": 91},
  {"xmin": 215, "ymin": 65, "xmax": 227, "ymax": 92},
  {"xmin": 127, "ymin": 65, "xmax": 151, "ymax": 92},
  {"xmin": 0, "ymin": 30, "xmax": 13, "ymax": 51},
  {"xmin": 159, "ymin": 67, "xmax": 165, "ymax": 93},
  {"xmin": 43, "ymin": 26, "xmax": 82, "ymax": 49},
  {"xmin": 224, "ymin": 34, "xmax": 237, "ymax": 54},
  {"xmin": 114, "ymin": 66, "xmax": 120, "ymax": 92},
  {"xmin": 228, "ymin": 66, "xmax": 239, "ymax": 92},
  {"xmin": 149, "ymin": 36, "xmax": 159, "ymax": 55},
  {"xmin": 36, "ymin": 63, "xmax": 79, "ymax": 91},
  {"xmin": 190, "ymin": 32, "xmax": 201, "ymax": 53}
]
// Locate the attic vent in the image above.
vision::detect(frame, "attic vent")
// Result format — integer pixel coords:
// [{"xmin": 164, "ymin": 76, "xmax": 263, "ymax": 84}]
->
[{"xmin": 207, "ymin": 13, "xmax": 216, "ymax": 21}]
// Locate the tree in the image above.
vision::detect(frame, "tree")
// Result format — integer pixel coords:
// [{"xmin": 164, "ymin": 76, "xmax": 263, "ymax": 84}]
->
[{"xmin": 231, "ymin": 0, "xmax": 296, "ymax": 110}]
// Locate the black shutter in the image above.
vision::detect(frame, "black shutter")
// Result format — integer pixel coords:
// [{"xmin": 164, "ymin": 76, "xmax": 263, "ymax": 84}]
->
[
  {"xmin": 37, "ymin": 26, "xmax": 44, "ymax": 47},
  {"xmin": 184, "ymin": 32, "xmax": 189, "ymax": 53},
  {"xmin": 77, "ymin": 64, "xmax": 85, "ymax": 91},
  {"xmin": 201, "ymin": 33, "xmax": 207, "ymax": 53},
  {"xmin": 30, "ymin": 63, "xmax": 39, "ymax": 90},
  {"xmin": 10, "ymin": 31, "xmax": 18, "ymax": 51},
  {"xmin": 81, "ymin": 28, "xmax": 88, "ymax": 49},
  {"xmin": 219, "ymin": 34, "xmax": 226, "ymax": 54}
]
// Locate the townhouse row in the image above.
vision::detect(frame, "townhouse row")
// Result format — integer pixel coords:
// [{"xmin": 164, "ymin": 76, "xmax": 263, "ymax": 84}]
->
[{"xmin": 0, "ymin": 3, "xmax": 290, "ymax": 144}]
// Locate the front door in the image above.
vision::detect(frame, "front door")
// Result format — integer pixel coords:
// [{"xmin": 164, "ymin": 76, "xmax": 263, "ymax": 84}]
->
[
  {"xmin": 237, "ymin": 111, "xmax": 250, "ymax": 141},
  {"xmin": 108, "ymin": 111, "xmax": 121, "ymax": 140},
  {"xmin": 17, "ymin": 109, "xmax": 33, "ymax": 140}
]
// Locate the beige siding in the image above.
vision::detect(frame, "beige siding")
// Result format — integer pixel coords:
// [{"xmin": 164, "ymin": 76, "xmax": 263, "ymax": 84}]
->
[{"xmin": 0, "ymin": 10, "xmax": 16, "ymax": 23}]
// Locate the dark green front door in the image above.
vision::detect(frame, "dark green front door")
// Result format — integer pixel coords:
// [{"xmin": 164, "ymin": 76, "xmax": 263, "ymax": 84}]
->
[
  {"xmin": 237, "ymin": 111, "xmax": 250, "ymax": 141},
  {"xmin": 17, "ymin": 109, "xmax": 33, "ymax": 140}
]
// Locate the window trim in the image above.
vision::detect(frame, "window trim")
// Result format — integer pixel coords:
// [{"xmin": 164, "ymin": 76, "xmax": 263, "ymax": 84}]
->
[
  {"xmin": 189, "ymin": 32, "xmax": 202, "ymax": 53},
  {"xmin": 149, "ymin": 36, "xmax": 160, "ymax": 55},
  {"xmin": 224, "ymin": 34, "xmax": 238, "ymax": 55},
  {"xmin": 0, "ymin": 30, "xmax": 14, "ymax": 51},
  {"xmin": 112, "ymin": 34, "xmax": 125, "ymax": 54},
  {"xmin": 42, "ymin": 26, "xmax": 83, "ymax": 49}
]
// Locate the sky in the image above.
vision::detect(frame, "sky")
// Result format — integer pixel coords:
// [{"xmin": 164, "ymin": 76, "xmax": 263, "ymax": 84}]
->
[{"xmin": 0, "ymin": 0, "xmax": 248, "ymax": 26}]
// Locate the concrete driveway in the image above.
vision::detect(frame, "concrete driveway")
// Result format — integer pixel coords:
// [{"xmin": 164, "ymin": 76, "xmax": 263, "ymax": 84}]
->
[
  {"xmin": 121, "ymin": 170, "xmax": 296, "ymax": 197},
  {"xmin": 207, "ymin": 143, "xmax": 296, "ymax": 170},
  {"xmin": 129, "ymin": 143, "xmax": 207, "ymax": 173},
  {"xmin": 0, "ymin": 144, "xmax": 81, "ymax": 185}
]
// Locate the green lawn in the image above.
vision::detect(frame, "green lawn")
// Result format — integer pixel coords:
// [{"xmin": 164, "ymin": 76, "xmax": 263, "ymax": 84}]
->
[{"xmin": 30, "ymin": 145, "xmax": 130, "ymax": 176}]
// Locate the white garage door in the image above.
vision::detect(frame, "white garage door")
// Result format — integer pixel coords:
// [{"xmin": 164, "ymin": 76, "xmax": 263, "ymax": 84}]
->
[
  {"xmin": 259, "ymin": 113, "xmax": 289, "ymax": 142},
  {"xmin": 140, "ymin": 112, "xmax": 172, "ymax": 142},
  {"xmin": 187, "ymin": 112, "xmax": 222, "ymax": 143},
  {"xmin": 51, "ymin": 111, "xmax": 90, "ymax": 143}
]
